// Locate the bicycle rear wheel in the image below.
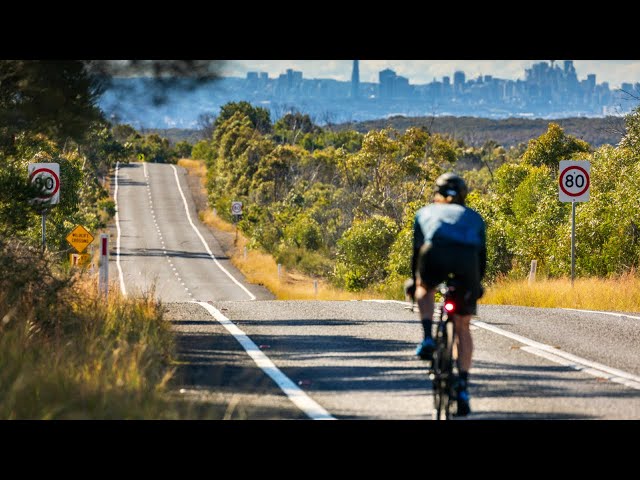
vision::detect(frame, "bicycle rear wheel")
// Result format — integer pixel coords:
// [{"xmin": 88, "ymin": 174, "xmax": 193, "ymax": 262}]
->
[{"xmin": 432, "ymin": 319, "xmax": 454, "ymax": 420}]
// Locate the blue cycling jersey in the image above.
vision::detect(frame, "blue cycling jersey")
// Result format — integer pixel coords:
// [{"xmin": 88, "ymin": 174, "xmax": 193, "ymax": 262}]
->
[{"xmin": 414, "ymin": 202, "xmax": 486, "ymax": 249}]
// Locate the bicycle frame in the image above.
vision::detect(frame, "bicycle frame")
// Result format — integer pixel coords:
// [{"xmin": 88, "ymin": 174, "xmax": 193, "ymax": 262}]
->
[{"xmin": 429, "ymin": 279, "xmax": 459, "ymax": 420}]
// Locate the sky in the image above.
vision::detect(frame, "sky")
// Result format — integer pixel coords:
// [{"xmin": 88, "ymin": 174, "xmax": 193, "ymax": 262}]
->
[{"xmin": 223, "ymin": 60, "xmax": 640, "ymax": 90}]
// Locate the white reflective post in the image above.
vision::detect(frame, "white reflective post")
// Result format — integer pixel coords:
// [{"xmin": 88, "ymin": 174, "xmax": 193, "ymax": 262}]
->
[{"xmin": 99, "ymin": 234, "xmax": 109, "ymax": 300}]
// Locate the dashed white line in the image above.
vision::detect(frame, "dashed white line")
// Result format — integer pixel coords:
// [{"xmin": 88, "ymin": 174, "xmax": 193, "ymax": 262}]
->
[{"xmin": 196, "ymin": 301, "xmax": 335, "ymax": 420}]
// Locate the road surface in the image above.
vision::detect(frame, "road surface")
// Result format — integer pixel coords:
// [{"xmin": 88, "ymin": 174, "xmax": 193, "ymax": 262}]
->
[{"xmin": 111, "ymin": 162, "xmax": 640, "ymax": 419}]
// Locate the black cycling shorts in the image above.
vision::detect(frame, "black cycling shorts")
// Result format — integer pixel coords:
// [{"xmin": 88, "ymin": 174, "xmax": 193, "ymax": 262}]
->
[{"xmin": 417, "ymin": 242, "xmax": 481, "ymax": 315}]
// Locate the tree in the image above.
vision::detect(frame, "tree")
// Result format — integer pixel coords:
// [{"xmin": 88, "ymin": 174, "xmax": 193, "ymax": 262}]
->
[
  {"xmin": 196, "ymin": 112, "xmax": 217, "ymax": 140},
  {"xmin": 333, "ymin": 215, "xmax": 399, "ymax": 290},
  {"xmin": 620, "ymin": 105, "xmax": 640, "ymax": 153},
  {"xmin": 174, "ymin": 141, "xmax": 193, "ymax": 159},
  {"xmin": 86, "ymin": 60, "xmax": 223, "ymax": 106},
  {"xmin": 214, "ymin": 101, "xmax": 272, "ymax": 134},
  {"xmin": 0, "ymin": 61, "xmax": 103, "ymax": 153},
  {"xmin": 521, "ymin": 122, "xmax": 591, "ymax": 173},
  {"xmin": 274, "ymin": 111, "xmax": 318, "ymax": 145}
]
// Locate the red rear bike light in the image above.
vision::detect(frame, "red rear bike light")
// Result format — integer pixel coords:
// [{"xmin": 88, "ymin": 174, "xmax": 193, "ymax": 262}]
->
[{"xmin": 444, "ymin": 302, "xmax": 455, "ymax": 312}]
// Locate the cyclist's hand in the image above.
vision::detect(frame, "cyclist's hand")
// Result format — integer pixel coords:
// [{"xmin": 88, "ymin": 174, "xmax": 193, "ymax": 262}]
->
[{"xmin": 404, "ymin": 278, "xmax": 416, "ymax": 301}]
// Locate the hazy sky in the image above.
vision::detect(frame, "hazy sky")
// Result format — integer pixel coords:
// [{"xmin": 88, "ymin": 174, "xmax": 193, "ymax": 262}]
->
[{"xmin": 224, "ymin": 60, "xmax": 640, "ymax": 90}]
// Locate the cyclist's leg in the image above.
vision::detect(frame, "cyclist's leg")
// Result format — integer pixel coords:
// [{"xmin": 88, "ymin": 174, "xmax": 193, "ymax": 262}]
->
[
  {"xmin": 453, "ymin": 314, "xmax": 473, "ymax": 372},
  {"xmin": 415, "ymin": 282, "xmax": 437, "ymax": 359},
  {"xmin": 448, "ymin": 246, "xmax": 480, "ymax": 416},
  {"xmin": 415, "ymin": 243, "xmax": 444, "ymax": 359},
  {"xmin": 415, "ymin": 281, "xmax": 436, "ymax": 334},
  {"xmin": 448, "ymin": 244, "xmax": 480, "ymax": 373}
]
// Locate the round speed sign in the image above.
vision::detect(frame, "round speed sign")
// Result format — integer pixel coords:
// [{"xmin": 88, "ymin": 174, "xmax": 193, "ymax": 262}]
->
[
  {"xmin": 559, "ymin": 161, "xmax": 590, "ymax": 202},
  {"xmin": 231, "ymin": 201, "xmax": 243, "ymax": 215},
  {"xmin": 28, "ymin": 163, "xmax": 60, "ymax": 205}
]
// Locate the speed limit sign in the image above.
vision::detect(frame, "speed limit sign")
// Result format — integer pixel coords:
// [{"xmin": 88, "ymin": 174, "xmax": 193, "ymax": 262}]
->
[
  {"xmin": 231, "ymin": 201, "xmax": 243, "ymax": 215},
  {"xmin": 28, "ymin": 163, "xmax": 60, "ymax": 205},
  {"xmin": 559, "ymin": 161, "xmax": 590, "ymax": 202}
]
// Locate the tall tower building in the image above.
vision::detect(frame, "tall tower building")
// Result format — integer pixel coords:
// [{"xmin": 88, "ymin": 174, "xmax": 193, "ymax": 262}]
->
[{"xmin": 351, "ymin": 60, "xmax": 360, "ymax": 99}]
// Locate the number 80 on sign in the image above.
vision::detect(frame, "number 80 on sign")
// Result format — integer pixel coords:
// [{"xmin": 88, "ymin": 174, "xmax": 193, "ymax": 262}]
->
[{"xmin": 559, "ymin": 160, "xmax": 590, "ymax": 203}]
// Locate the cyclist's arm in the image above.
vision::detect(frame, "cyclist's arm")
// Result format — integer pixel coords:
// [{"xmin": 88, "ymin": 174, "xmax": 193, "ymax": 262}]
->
[
  {"xmin": 479, "ymin": 220, "xmax": 487, "ymax": 281},
  {"xmin": 411, "ymin": 216, "xmax": 424, "ymax": 284}
]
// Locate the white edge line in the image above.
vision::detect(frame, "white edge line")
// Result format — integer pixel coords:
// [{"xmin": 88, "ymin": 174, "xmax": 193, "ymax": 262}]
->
[
  {"xmin": 520, "ymin": 346, "xmax": 640, "ymax": 390},
  {"xmin": 114, "ymin": 162, "xmax": 126, "ymax": 296},
  {"xmin": 472, "ymin": 320, "xmax": 640, "ymax": 390},
  {"xmin": 367, "ymin": 299, "xmax": 640, "ymax": 391},
  {"xmin": 172, "ymin": 165, "xmax": 256, "ymax": 300},
  {"xmin": 196, "ymin": 301, "xmax": 335, "ymax": 420},
  {"xmin": 562, "ymin": 308, "xmax": 640, "ymax": 321}
]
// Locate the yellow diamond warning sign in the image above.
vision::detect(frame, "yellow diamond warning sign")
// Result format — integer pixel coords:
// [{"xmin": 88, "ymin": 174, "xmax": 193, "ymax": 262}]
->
[{"xmin": 66, "ymin": 225, "xmax": 94, "ymax": 253}]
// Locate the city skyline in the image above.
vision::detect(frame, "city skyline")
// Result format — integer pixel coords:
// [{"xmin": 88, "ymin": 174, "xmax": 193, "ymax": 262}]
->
[{"xmin": 225, "ymin": 60, "xmax": 640, "ymax": 90}]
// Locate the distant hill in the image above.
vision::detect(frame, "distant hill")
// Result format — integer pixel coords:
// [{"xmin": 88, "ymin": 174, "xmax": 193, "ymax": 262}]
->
[
  {"xmin": 140, "ymin": 128, "xmax": 202, "ymax": 145},
  {"xmin": 146, "ymin": 116, "xmax": 628, "ymax": 150},
  {"xmin": 335, "ymin": 115, "xmax": 627, "ymax": 148}
]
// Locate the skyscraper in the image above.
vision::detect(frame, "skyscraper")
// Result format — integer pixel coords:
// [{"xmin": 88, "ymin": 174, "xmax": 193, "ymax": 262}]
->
[
  {"xmin": 351, "ymin": 60, "xmax": 360, "ymax": 99},
  {"xmin": 379, "ymin": 68, "xmax": 396, "ymax": 99}
]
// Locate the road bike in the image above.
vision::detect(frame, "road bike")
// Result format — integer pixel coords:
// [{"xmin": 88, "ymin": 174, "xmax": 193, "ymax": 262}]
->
[{"xmin": 429, "ymin": 277, "xmax": 460, "ymax": 420}]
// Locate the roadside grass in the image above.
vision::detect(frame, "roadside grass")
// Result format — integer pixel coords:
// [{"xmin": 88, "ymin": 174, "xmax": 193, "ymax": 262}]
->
[
  {"xmin": 178, "ymin": 158, "xmax": 207, "ymax": 187},
  {"xmin": 230, "ymin": 234, "xmax": 374, "ymax": 301},
  {"xmin": 482, "ymin": 272, "xmax": 640, "ymax": 313},
  {"xmin": 201, "ymin": 209, "xmax": 235, "ymax": 233},
  {"xmin": 0, "ymin": 239, "xmax": 192, "ymax": 419}
]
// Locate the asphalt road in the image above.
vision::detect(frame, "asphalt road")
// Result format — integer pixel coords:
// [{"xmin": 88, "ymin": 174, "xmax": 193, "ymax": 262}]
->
[{"xmin": 112, "ymin": 162, "xmax": 640, "ymax": 420}]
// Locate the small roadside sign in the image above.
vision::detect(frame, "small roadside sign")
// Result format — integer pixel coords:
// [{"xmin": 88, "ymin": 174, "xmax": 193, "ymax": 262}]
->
[
  {"xmin": 559, "ymin": 160, "xmax": 591, "ymax": 202},
  {"xmin": 70, "ymin": 253, "xmax": 91, "ymax": 267},
  {"xmin": 231, "ymin": 201, "xmax": 243, "ymax": 215},
  {"xmin": 66, "ymin": 225, "xmax": 94, "ymax": 253}
]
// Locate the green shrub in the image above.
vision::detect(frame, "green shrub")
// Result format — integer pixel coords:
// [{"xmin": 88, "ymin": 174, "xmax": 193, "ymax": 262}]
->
[{"xmin": 333, "ymin": 215, "xmax": 399, "ymax": 290}]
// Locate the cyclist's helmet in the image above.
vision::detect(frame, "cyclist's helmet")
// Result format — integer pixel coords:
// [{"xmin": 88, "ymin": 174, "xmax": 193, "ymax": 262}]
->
[{"xmin": 435, "ymin": 172, "xmax": 468, "ymax": 204}]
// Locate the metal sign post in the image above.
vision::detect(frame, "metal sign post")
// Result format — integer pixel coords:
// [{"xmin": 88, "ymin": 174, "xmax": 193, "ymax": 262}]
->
[
  {"xmin": 571, "ymin": 200, "xmax": 576, "ymax": 286},
  {"xmin": 41, "ymin": 212, "xmax": 46, "ymax": 253},
  {"xmin": 559, "ymin": 160, "xmax": 591, "ymax": 286}
]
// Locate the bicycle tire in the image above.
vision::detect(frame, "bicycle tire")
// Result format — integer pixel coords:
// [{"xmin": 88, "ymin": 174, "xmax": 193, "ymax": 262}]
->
[
  {"xmin": 432, "ymin": 316, "xmax": 451, "ymax": 420},
  {"xmin": 443, "ymin": 320, "xmax": 455, "ymax": 419},
  {"xmin": 431, "ymin": 305, "xmax": 457, "ymax": 420}
]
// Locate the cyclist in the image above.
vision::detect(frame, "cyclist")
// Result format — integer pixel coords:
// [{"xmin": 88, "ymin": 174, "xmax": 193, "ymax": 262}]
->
[{"xmin": 406, "ymin": 172, "xmax": 486, "ymax": 416}]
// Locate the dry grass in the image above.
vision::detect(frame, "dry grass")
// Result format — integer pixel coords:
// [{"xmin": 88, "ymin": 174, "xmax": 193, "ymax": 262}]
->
[
  {"xmin": 200, "ymin": 210, "xmax": 379, "ymax": 301},
  {"xmin": 0, "ymin": 240, "xmax": 182, "ymax": 419},
  {"xmin": 201, "ymin": 210, "xmax": 236, "ymax": 234},
  {"xmin": 178, "ymin": 158, "xmax": 207, "ymax": 183},
  {"xmin": 482, "ymin": 272, "xmax": 640, "ymax": 312},
  {"xmin": 232, "ymin": 241, "xmax": 374, "ymax": 301}
]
